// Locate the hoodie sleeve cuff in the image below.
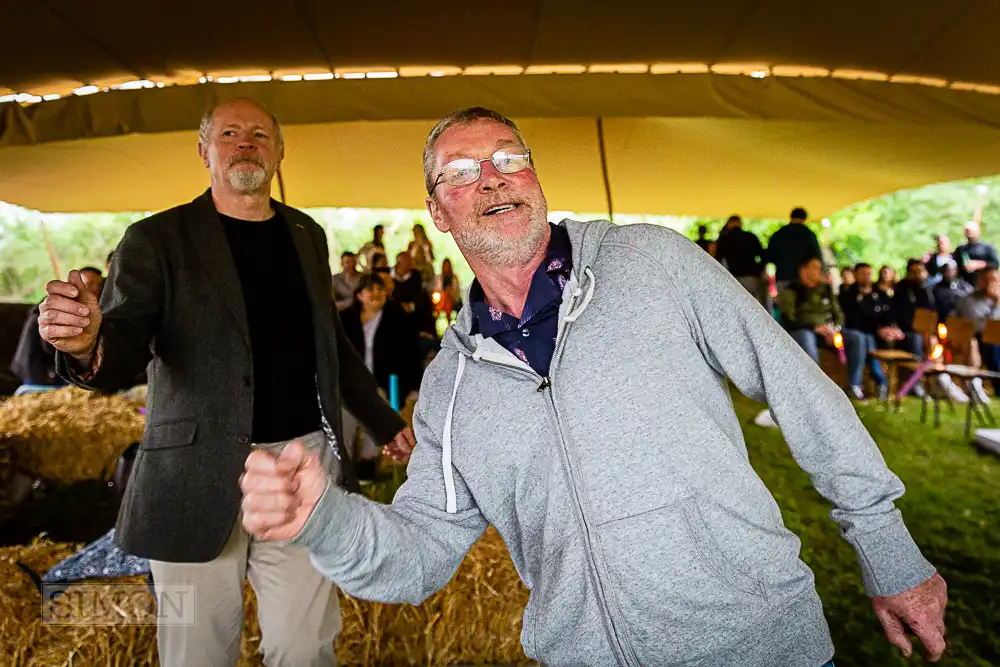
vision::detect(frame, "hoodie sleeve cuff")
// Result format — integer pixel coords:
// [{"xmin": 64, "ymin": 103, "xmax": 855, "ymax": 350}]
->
[
  {"xmin": 285, "ymin": 476, "xmax": 342, "ymax": 553},
  {"xmin": 847, "ymin": 517, "xmax": 937, "ymax": 598}
]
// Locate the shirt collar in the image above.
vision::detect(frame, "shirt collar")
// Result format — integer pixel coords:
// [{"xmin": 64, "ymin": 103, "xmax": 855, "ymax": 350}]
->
[{"xmin": 469, "ymin": 223, "xmax": 573, "ymax": 336}]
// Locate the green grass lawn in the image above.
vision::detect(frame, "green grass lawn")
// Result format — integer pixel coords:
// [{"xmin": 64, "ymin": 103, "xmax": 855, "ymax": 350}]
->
[
  {"xmin": 732, "ymin": 391, "xmax": 1000, "ymax": 666},
  {"xmin": 367, "ymin": 390, "xmax": 999, "ymax": 665}
]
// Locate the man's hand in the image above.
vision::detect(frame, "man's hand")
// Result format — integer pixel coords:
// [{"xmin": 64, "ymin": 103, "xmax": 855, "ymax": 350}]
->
[
  {"xmin": 241, "ymin": 441, "xmax": 327, "ymax": 542},
  {"xmin": 877, "ymin": 326, "xmax": 905, "ymax": 342},
  {"xmin": 39, "ymin": 270, "xmax": 103, "ymax": 362},
  {"xmin": 384, "ymin": 426, "xmax": 416, "ymax": 463},
  {"xmin": 965, "ymin": 259, "xmax": 988, "ymax": 273},
  {"xmin": 873, "ymin": 573, "xmax": 948, "ymax": 661}
]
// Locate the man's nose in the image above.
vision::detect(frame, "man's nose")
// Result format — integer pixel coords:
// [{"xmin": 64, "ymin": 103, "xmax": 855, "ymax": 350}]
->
[
  {"xmin": 478, "ymin": 160, "xmax": 509, "ymax": 192},
  {"xmin": 237, "ymin": 134, "xmax": 258, "ymax": 150}
]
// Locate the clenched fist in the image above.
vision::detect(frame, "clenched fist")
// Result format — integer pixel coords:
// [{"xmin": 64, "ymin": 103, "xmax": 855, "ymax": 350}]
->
[
  {"xmin": 241, "ymin": 441, "xmax": 328, "ymax": 542},
  {"xmin": 39, "ymin": 270, "xmax": 103, "ymax": 362}
]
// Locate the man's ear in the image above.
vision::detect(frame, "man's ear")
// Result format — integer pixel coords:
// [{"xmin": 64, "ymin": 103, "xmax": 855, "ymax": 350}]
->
[
  {"xmin": 426, "ymin": 195, "xmax": 450, "ymax": 233},
  {"xmin": 198, "ymin": 142, "xmax": 210, "ymax": 168}
]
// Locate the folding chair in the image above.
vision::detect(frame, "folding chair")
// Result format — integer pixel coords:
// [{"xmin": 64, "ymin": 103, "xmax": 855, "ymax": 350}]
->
[
  {"xmin": 912, "ymin": 308, "xmax": 939, "ymax": 349},
  {"xmin": 906, "ymin": 316, "xmax": 998, "ymax": 435},
  {"xmin": 981, "ymin": 319, "xmax": 1000, "ymax": 347}
]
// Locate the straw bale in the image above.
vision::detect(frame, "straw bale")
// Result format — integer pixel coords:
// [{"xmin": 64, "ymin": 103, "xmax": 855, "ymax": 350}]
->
[
  {"xmin": 0, "ymin": 388, "xmax": 144, "ymax": 484},
  {"xmin": 0, "ymin": 528, "xmax": 533, "ymax": 666}
]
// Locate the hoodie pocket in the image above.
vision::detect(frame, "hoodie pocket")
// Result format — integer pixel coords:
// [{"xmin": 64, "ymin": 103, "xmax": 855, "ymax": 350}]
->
[{"xmin": 597, "ymin": 495, "xmax": 768, "ymax": 665}]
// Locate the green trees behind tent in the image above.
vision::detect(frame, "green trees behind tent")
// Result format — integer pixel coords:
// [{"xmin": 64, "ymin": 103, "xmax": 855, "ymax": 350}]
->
[{"xmin": 2, "ymin": 174, "xmax": 999, "ymax": 303}]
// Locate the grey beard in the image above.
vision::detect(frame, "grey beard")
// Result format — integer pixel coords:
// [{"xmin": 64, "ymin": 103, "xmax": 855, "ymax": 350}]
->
[
  {"xmin": 226, "ymin": 165, "xmax": 268, "ymax": 193},
  {"xmin": 454, "ymin": 212, "xmax": 549, "ymax": 268}
]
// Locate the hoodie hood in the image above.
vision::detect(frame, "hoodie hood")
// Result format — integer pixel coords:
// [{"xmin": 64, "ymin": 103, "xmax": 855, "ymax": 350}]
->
[{"xmin": 441, "ymin": 218, "xmax": 616, "ymax": 357}]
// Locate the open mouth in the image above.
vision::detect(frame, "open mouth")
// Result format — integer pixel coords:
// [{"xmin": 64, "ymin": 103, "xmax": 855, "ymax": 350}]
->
[{"xmin": 483, "ymin": 203, "xmax": 520, "ymax": 216}]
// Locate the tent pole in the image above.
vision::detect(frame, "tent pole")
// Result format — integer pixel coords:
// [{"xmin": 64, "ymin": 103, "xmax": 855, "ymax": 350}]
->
[
  {"xmin": 596, "ymin": 117, "xmax": 614, "ymax": 222},
  {"xmin": 277, "ymin": 167, "xmax": 287, "ymax": 204},
  {"xmin": 40, "ymin": 220, "xmax": 62, "ymax": 279}
]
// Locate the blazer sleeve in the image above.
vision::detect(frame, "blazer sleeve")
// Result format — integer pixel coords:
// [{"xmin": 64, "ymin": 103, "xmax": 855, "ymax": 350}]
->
[
  {"xmin": 310, "ymin": 223, "xmax": 405, "ymax": 445},
  {"xmin": 56, "ymin": 222, "xmax": 163, "ymax": 392}
]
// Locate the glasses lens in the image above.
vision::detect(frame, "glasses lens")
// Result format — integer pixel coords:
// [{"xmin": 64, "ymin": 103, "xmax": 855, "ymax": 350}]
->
[
  {"xmin": 493, "ymin": 150, "xmax": 531, "ymax": 174},
  {"xmin": 441, "ymin": 158, "xmax": 481, "ymax": 186}
]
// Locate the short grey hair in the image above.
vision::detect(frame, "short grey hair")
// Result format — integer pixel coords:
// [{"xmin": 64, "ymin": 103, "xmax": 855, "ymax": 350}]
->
[
  {"xmin": 198, "ymin": 98, "xmax": 284, "ymax": 153},
  {"xmin": 423, "ymin": 107, "xmax": 528, "ymax": 195}
]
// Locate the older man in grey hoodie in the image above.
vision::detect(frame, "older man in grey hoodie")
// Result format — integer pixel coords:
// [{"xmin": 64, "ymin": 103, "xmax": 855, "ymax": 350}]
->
[{"xmin": 241, "ymin": 108, "xmax": 948, "ymax": 667}]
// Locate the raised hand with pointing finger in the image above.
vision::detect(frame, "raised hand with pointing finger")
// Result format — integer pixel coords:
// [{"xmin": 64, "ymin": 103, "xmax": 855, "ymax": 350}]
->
[{"xmin": 39, "ymin": 269, "xmax": 103, "ymax": 364}]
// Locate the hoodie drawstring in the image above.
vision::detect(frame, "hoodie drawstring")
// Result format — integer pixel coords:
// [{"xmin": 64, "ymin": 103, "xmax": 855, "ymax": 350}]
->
[
  {"xmin": 441, "ymin": 353, "xmax": 466, "ymax": 513},
  {"xmin": 440, "ymin": 266, "xmax": 596, "ymax": 514},
  {"xmin": 564, "ymin": 267, "xmax": 596, "ymax": 323}
]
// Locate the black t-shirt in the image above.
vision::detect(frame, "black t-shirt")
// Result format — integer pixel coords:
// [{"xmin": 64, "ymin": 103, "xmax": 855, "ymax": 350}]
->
[
  {"xmin": 220, "ymin": 212, "xmax": 321, "ymax": 443},
  {"xmin": 838, "ymin": 284, "xmax": 896, "ymax": 334},
  {"xmin": 955, "ymin": 241, "xmax": 999, "ymax": 286}
]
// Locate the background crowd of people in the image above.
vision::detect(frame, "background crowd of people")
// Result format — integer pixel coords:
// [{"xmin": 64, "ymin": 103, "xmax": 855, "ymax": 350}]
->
[
  {"xmin": 330, "ymin": 223, "xmax": 464, "ymax": 478},
  {"xmin": 11, "ymin": 208, "xmax": 1000, "ymax": 415},
  {"xmin": 707, "ymin": 208, "xmax": 1000, "ymax": 402}
]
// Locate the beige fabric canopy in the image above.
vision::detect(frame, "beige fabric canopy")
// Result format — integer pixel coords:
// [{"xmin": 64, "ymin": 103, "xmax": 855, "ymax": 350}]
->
[{"xmin": 3, "ymin": 1, "xmax": 1000, "ymax": 215}]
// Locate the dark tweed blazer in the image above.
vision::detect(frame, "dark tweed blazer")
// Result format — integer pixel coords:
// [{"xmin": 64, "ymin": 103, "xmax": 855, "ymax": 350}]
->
[{"xmin": 57, "ymin": 190, "xmax": 405, "ymax": 562}]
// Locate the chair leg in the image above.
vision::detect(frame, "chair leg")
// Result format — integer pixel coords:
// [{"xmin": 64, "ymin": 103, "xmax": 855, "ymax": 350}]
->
[
  {"xmin": 885, "ymin": 363, "xmax": 895, "ymax": 410},
  {"xmin": 934, "ymin": 388, "xmax": 942, "ymax": 428},
  {"xmin": 970, "ymin": 391, "xmax": 988, "ymax": 427}
]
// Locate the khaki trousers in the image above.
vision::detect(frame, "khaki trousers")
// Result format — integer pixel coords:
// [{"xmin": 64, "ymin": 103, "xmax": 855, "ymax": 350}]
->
[{"xmin": 149, "ymin": 430, "xmax": 341, "ymax": 667}]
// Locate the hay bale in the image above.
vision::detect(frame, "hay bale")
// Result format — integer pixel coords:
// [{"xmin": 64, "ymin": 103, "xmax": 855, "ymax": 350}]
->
[
  {"xmin": 0, "ymin": 528, "xmax": 533, "ymax": 666},
  {"xmin": 0, "ymin": 387, "xmax": 144, "ymax": 484}
]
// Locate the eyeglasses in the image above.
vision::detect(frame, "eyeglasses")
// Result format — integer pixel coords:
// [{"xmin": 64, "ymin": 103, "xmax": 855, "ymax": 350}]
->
[{"xmin": 429, "ymin": 149, "xmax": 532, "ymax": 194}]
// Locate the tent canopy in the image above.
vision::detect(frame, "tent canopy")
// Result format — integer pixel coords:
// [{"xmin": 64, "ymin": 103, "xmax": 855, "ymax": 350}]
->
[{"xmin": 3, "ymin": 1, "xmax": 1000, "ymax": 216}]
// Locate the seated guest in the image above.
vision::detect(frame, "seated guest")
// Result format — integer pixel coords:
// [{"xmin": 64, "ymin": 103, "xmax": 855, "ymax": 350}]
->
[
  {"xmin": 339, "ymin": 275, "xmax": 423, "ymax": 479},
  {"xmin": 434, "ymin": 258, "xmax": 463, "ymax": 323},
  {"xmin": 332, "ymin": 251, "xmax": 363, "ymax": 311},
  {"xmin": 392, "ymin": 251, "xmax": 439, "ymax": 344},
  {"xmin": 933, "ymin": 260, "xmax": 974, "ymax": 322},
  {"xmin": 955, "ymin": 267, "xmax": 1000, "ymax": 401},
  {"xmin": 839, "ymin": 266, "xmax": 855, "ymax": 292},
  {"xmin": 877, "ymin": 265, "xmax": 897, "ymax": 298},
  {"xmin": 777, "ymin": 256, "xmax": 843, "ymax": 365},
  {"xmin": 893, "ymin": 259, "xmax": 936, "ymax": 353},
  {"xmin": 371, "ymin": 254, "xmax": 393, "ymax": 291},
  {"xmin": 12, "ymin": 267, "xmax": 104, "ymax": 393},
  {"xmin": 838, "ymin": 263, "xmax": 902, "ymax": 401}
]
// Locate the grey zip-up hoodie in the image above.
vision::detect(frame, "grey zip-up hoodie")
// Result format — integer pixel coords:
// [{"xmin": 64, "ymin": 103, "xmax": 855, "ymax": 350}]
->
[{"xmin": 290, "ymin": 220, "xmax": 935, "ymax": 666}]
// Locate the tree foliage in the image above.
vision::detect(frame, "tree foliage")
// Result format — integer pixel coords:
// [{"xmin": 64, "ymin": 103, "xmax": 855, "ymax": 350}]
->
[
  {"xmin": 683, "ymin": 175, "xmax": 1000, "ymax": 272},
  {"xmin": 2, "ymin": 174, "xmax": 1000, "ymax": 302}
]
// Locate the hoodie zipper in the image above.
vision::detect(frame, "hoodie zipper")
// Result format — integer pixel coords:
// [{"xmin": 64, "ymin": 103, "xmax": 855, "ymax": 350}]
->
[
  {"xmin": 466, "ymin": 283, "xmax": 639, "ymax": 667},
  {"xmin": 543, "ymin": 302, "xmax": 640, "ymax": 667}
]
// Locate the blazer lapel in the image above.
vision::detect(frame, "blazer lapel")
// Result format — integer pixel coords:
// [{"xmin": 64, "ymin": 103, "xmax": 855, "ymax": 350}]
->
[
  {"xmin": 185, "ymin": 190, "xmax": 251, "ymax": 350},
  {"xmin": 280, "ymin": 204, "xmax": 332, "ymax": 334}
]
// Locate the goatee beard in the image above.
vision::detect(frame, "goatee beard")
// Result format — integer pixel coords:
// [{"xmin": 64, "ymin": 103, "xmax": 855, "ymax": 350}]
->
[
  {"xmin": 226, "ymin": 165, "xmax": 268, "ymax": 193},
  {"xmin": 454, "ymin": 210, "xmax": 549, "ymax": 268}
]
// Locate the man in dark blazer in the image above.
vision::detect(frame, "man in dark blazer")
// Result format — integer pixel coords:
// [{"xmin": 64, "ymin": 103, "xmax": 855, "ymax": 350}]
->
[{"xmin": 38, "ymin": 97, "xmax": 413, "ymax": 667}]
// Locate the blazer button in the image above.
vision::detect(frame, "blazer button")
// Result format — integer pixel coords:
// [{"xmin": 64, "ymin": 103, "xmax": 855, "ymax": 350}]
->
[{"xmin": 238, "ymin": 435, "xmax": 250, "ymax": 445}]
